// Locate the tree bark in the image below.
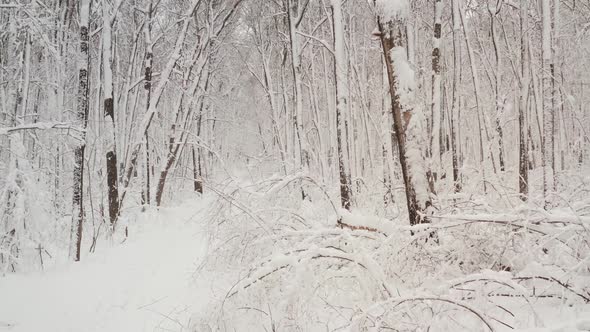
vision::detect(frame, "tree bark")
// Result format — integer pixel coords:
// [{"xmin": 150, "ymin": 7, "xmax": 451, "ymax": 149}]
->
[
  {"xmin": 518, "ymin": 0, "xmax": 529, "ymax": 200},
  {"xmin": 428, "ymin": 0, "xmax": 443, "ymax": 190},
  {"xmin": 331, "ymin": 0, "xmax": 352, "ymax": 211},
  {"xmin": 376, "ymin": 11, "xmax": 432, "ymax": 226},
  {"xmin": 103, "ymin": 0, "xmax": 120, "ymax": 227},
  {"xmin": 450, "ymin": 0, "xmax": 462, "ymax": 192},
  {"xmin": 192, "ymin": 146, "xmax": 203, "ymax": 194},
  {"xmin": 70, "ymin": 0, "xmax": 91, "ymax": 261},
  {"xmin": 286, "ymin": 0, "xmax": 309, "ymax": 200},
  {"xmin": 490, "ymin": 6, "xmax": 505, "ymax": 172},
  {"xmin": 141, "ymin": 0, "xmax": 154, "ymax": 205},
  {"xmin": 542, "ymin": 0, "xmax": 554, "ymax": 209}
]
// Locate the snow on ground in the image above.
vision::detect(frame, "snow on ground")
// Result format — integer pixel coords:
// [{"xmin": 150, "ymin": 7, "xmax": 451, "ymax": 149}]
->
[{"xmin": 0, "ymin": 197, "xmax": 211, "ymax": 332}]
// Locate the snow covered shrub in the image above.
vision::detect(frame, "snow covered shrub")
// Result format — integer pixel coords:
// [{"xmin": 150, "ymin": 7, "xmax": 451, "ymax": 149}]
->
[
  {"xmin": 0, "ymin": 140, "xmax": 61, "ymax": 274},
  {"xmin": 197, "ymin": 171, "xmax": 590, "ymax": 331}
]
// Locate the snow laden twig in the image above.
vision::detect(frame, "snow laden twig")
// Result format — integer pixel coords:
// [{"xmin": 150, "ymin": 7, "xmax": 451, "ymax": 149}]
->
[
  {"xmin": 226, "ymin": 245, "xmax": 396, "ymax": 298},
  {"xmin": 264, "ymin": 172, "xmax": 340, "ymax": 218},
  {"xmin": 0, "ymin": 122, "xmax": 82, "ymax": 137},
  {"xmin": 513, "ymin": 275, "xmax": 590, "ymax": 303},
  {"xmin": 204, "ymin": 183, "xmax": 272, "ymax": 235},
  {"xmin": 350, "ymin": 295, "xmax": 496, "ymax": 332}
]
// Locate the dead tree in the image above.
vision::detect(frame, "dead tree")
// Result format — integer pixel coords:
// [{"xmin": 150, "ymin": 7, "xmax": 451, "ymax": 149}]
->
[{"xmin": 375, "ymin": 5, "xmax": 433, "ymax": 226}]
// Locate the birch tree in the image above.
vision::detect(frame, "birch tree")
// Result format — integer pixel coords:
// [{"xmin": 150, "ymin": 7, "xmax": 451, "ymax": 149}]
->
[{"xmin": 428, "ymin": 0, "xmax": 442, "ymax": 187}]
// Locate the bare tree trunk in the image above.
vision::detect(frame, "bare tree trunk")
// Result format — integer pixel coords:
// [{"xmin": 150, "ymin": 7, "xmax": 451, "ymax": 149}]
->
[
  {"xmin": 459, "ymin": 0, "xmax": 487, "ymax": 193},
  {"xmin": 518, "ymin": 0, "xmax": 529, "ymax": 200},
  {"xmin": 331, "ymin": 0, "xmax": 352, "ymax": 211},
  {"xmin": 451, "ymin": 0, "xmax": 462, "ymax": 192},
  {"xmin": 141, "ymin": 0, "xmax": 154, "ymax": 205},
  {"xmin": 286, "ymin": 0, "xmax": 309, "ymax": 200},
  {"xmin": 382, "ymin": 62, "xmax": 394, "ymax": 205},
  {"xmin": 258, "ymin": 45, "xmax": 287, "ymax": 175},
  {"xmin": 490, "ymin": 6, "xmax": 505, "ymax": 172},
  {"xmin": 119, "ymin": 0, "xmax": 202, "ymax": 206},
  {"xmin": 194, "ymin": 96, "xmax": 204, "ymax": 194},
  {"xmin": 542, "ymin": 0, "xmax": 554, "ymax": 209},
  {"xmin": 103, "ymin": 0, "xmax": 120, "ymax": 227},
  {"xmin": 155, "ymin": 61, "xmax": 210, "ymax": 206},
  {"xmin": 428, "ymin": 0, "xmax": 443, "ymax": 191},
  {"xmin": 552, "ymin": 0, "xmax": 560, "ymax": 184},
  {"xmin": 119, "ymin": 0, "xmax": 242, "ymax": 208},
  {"xmin": 376, "ymin": 11, "xmax": 432, "ymax": 226},
  {"xmin": 70, "ymin": 0, "xmax": 91, "ymax": 261},
  {"xmin": 192, "ymin": 146, "xmax": 203, "ymax": 194}
]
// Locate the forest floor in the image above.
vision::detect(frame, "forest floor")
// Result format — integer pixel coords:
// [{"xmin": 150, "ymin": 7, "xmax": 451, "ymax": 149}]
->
[
  {"xmin": 0, "ymin": 198, "xmax": 212, "ymax": 332},
  {"xmin": 1, "ymin": 182, "xmax": 590, "ymax": 331}
]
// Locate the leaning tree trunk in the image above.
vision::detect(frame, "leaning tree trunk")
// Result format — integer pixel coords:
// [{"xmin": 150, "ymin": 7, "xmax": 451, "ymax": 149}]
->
[
  {"xmin": 70, "ymin": 0, "xmax": 91, "ymax": 261},
  {"xmin": 376, "ymin": 5, "xmax": 432, "ymax": 226},
  {"xmin": 119, "ymin": 0, "xmax": 241, "ymax": 208},
  {"xmin": 103, "ymin": 0, "xmax": 120, "ymax": 227},
  {"xmin": 119, "ymin": 0, "xmax": 200, "ymax": 207},
  {"xmin": 331, "ymin": 0, "xmax": 352, "ymax": 211},
  {"xmin": 154, "ymin": 52, "xmax": 211, "ymax": 206}
]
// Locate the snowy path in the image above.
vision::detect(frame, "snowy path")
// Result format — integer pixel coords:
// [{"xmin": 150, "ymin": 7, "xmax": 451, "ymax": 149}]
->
[{"xmin": 0, "ymin": 205, "xmax": 210, "ymax": 332}]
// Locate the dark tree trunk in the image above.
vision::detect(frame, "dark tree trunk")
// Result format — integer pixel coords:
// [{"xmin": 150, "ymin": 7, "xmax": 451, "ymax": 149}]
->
[
  {"xmin": 194, "ymin": 108, "xmax": 204, "ymax": 194},
  {"xmin": 70, "ymin": 0, "xmax": 91, "ymax": 261},
  {"xmin": 141, "ymin": 0, "xmax": 153, "ymax": 205},
  {"xmin": 105, "ymin": 97, "xmax": 119, "ymax": 226},
  {"xmin": 192, "ymin": 146, "xmax": 203, "ymax": 194},
  {"xmin": 103, "ymin": 1, "xmax": 120, "ymax": 227}
]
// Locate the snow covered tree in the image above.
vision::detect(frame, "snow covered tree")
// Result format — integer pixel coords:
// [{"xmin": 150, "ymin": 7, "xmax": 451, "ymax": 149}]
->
[{"xmin": 375, "ymin": 0, "xmax": 432, "ymax": 225}]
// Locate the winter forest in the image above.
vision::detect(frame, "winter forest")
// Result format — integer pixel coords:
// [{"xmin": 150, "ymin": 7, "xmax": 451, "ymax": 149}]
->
[{"xmin": 1, "ymin": 0, "xmax": 590, "ymax": 330}]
